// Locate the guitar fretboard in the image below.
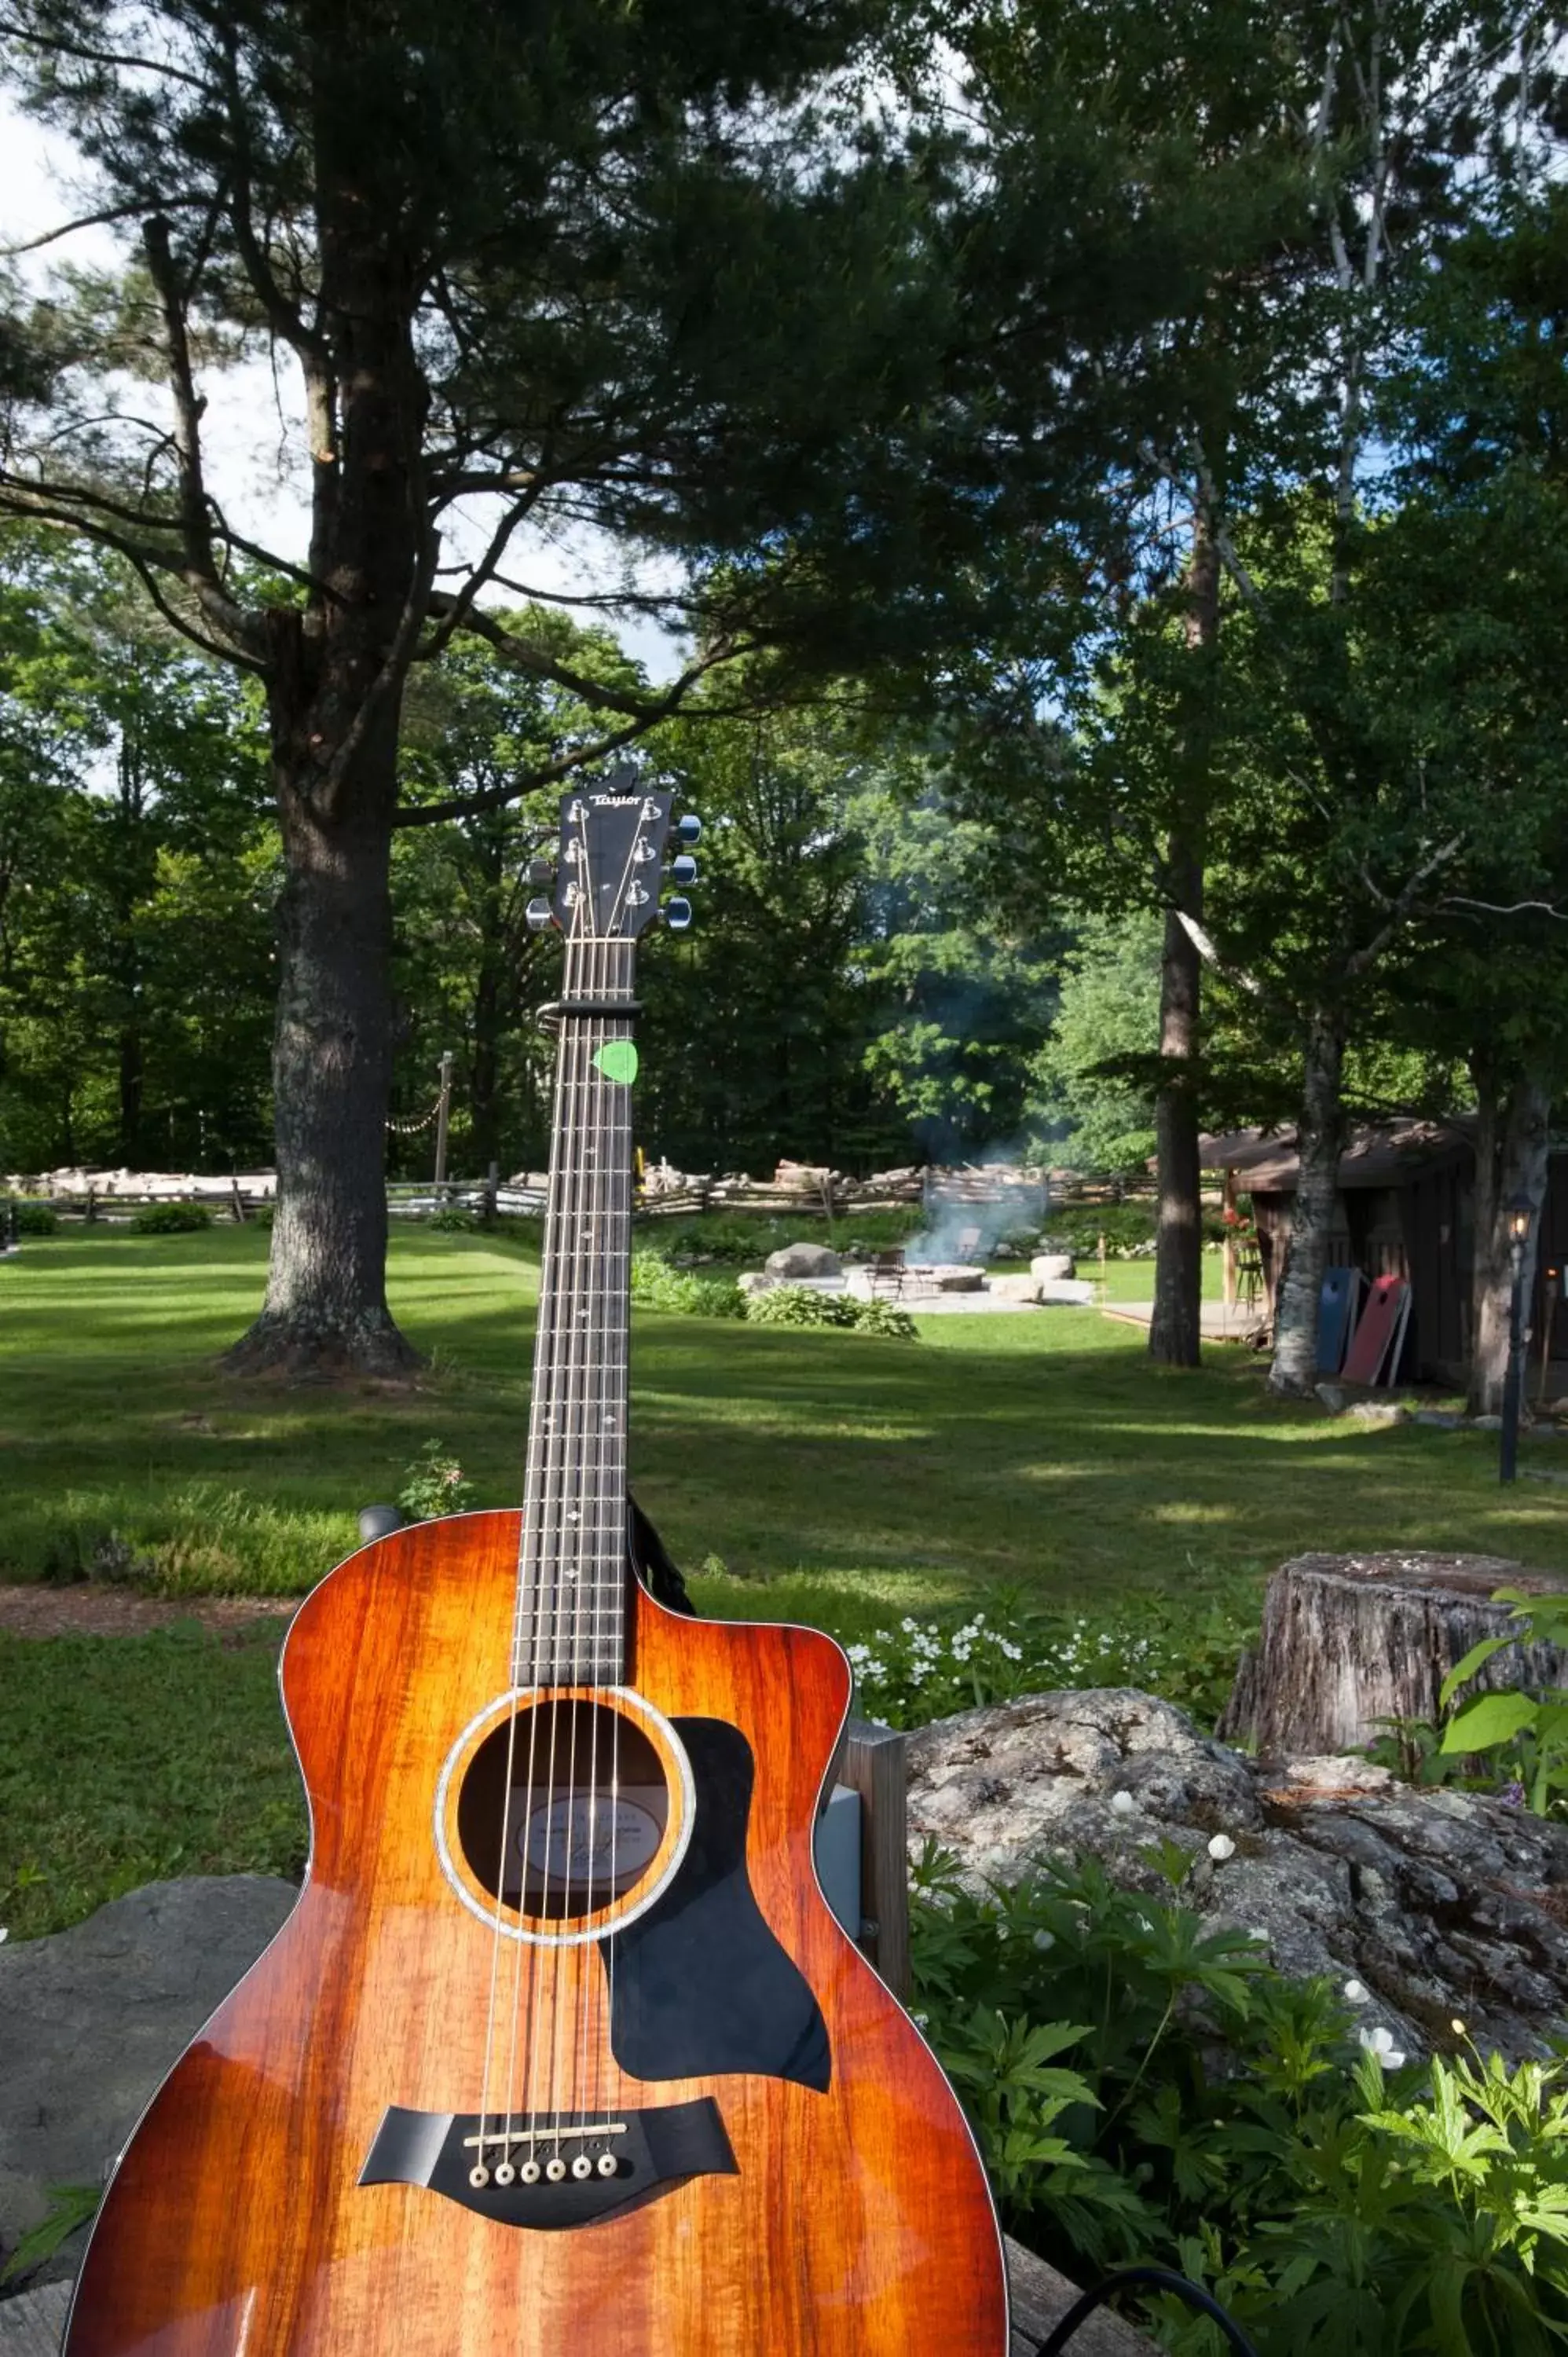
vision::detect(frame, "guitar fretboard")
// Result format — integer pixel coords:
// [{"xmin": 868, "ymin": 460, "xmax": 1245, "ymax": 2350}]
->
[{"xmin": 513, "ymin": 932, "xmax": 637, "ymax": 1685}]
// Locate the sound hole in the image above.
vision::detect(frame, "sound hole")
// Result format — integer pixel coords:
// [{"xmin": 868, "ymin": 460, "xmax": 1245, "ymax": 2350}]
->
[{"xmin": 456, "ymin": 1699, "xmax": 669, "ymax": 1923}]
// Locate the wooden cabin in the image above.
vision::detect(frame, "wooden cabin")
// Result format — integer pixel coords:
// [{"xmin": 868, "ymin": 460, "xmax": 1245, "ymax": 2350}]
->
[{"xmin": 1201, "ymin": 1121, "xmax": 1567, "ymax": 1384}]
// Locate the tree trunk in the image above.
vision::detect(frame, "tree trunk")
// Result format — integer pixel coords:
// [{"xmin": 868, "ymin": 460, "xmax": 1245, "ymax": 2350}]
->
[
  {"xmin": 225, "ymin": 776, "xmax": 415, "ymax": 1377},
  {"xmin": 1218, "ymin": 1549, "xmax": 1568, "ymax": 1754},
  {"xmin": 1149, "ymin": 509, "xmax": 1218, "ymax": 1369},
  {"xmin": 1469, "ymin": 1069, "xmax": 1551, "ymax": 1417},
  {"xmin": 1268, "ymin": 1007, "xmax": 1344, "ymax": 1395},
  {"xmin": 224, "ymin": 185, "xmax": 429, "ymax": 1377}
]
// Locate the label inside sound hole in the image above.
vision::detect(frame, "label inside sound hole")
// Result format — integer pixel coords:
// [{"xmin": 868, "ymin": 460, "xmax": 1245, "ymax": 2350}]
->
[{"xmin": 514, "ymin": 1786, "xmax": 665, "ymax": 1905}]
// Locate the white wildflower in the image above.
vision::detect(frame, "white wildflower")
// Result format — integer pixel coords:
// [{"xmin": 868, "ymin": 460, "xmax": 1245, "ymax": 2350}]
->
[
  {"xmin": 1207, "ymin": 1835, "xmax": 1236, "ymax": 1863},
  {"xmin": 1358, "ymin": 2025, "xmax": 1405, "ymax": 2069},
  {"xmin": 1247, "ymin": 1929, "xmax": 1270, "ymax": 1945},
  {"xmin": 1000, "ymin": 1640, "xmax": 1023, "ymax": 1662},
  {"xmin": 1343, "ymin": 1978, "xmax": 1371, "ymax": 2006},
  {"xmin": 1108, "ymin": 1791, "xmax": 1137, "ymax": 1818},
  {"xmin": 1033, "ymin": 1929, "xmax": 1056, "ymax": 1951}
]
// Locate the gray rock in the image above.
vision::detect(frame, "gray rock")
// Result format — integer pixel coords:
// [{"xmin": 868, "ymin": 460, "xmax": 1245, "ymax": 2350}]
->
[
  {"xmin": 1474, "ymin": 1414, "xmax": 1504, "ymax": 1430},
  {"xmin": 763, "ymin": 1241, "xmax": 842, "ymax": 1280},
  {"xmin": 735, "ymin": 1270, "xmax": 773, "ymax": 1294},
  {"xmin": 907, "ymin": 1690, "xmax": 1568, "ymax": 2063},
  {"xmin": 0, "ymin": 1875, "xmax": 296, "ymax": 2285},
  {"xmin": 1348, "ymin": 1401, "xmax": 1406, "ymax": 1424},
  {"xmin": 1031, "ymin": 1253, "xmax": 1076, "ymax": 1281},
  {"xmin": 1314, "ymin": 1381, "xmax": 1347, "ymax": 1410},
  {"xmin": 1415, "ymin": 1409, "xmax": 1464, "ymax": 1428}
]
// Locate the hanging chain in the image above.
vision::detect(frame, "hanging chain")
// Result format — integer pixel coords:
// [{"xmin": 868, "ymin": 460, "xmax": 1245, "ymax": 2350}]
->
[{"xmin": 387, "ymin": 1093, "xmax": 445, "ymax": 1136}]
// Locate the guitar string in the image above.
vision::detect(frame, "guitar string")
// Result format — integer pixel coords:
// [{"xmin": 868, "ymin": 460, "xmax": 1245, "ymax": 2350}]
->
[
  {"xmin": 494, "ymin": 904, "xmax": 582, "ymax": 2176},
  {"xmin": 589, "ymin": 814, "xmax": 654, "ymax": 2154},
  {"xmin": 535, "ymin": 841, "xmax": 599, "ymax": 2157},
  {"xmin": 579, "ymin": 926, "xmax": 614, "ymax": 2157},
  {"xmin": 474, "ymin": 886, "xmax": 575, "ymax": 2182}
]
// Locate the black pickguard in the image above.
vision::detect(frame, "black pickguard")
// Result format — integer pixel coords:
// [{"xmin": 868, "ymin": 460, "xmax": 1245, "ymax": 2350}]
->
[{"xmin": 602, "ymin": 1715, "xmax": 831, "ymax": 2093}]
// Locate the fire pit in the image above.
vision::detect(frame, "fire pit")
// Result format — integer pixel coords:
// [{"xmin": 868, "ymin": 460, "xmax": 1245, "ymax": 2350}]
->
[{"xmin": 845, "ymin": 1263, "xmax": 984, "ymax": 1301}]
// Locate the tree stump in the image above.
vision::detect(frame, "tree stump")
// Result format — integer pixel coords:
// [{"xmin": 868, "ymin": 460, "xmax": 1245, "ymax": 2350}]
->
[{"xmin": 1219, "ymin": 1551, "xmax": 1568, "ymax": 1756}]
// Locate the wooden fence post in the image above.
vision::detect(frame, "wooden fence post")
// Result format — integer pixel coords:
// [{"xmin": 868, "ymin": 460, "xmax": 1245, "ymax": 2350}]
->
[{"xmin": 840, "ymin": 1717, "xmax": 910, "ymax": 2000}]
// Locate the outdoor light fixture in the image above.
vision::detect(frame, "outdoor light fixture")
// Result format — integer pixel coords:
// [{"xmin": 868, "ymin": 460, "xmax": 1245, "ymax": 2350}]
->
[{"xmin": 1508, "ymin": 1193, "xmax": 1535, "ymax": 1244}]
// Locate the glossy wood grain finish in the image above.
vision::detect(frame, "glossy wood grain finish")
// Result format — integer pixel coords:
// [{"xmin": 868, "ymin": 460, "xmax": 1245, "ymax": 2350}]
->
[{"xmin": 64, "ymin": 1512, "xmax": 1008, "ymax": 2355}]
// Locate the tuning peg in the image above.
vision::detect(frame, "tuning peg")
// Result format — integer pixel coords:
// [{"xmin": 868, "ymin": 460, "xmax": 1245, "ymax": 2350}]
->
[
  {"xmin": 661, "ymin": 896, "xmax": 694, "ymax": 933},
  {"xmin": 525, "ymin": 896, "xmax": 555, "ymax": 933},
  {"xmin": 526, "ymin": 857, "xmax": 555, "ymax": 889},
  {"xmin": 674, "ymin": 814, "xmax": 702, "ymax": 846},
  {"xmin": 669, "ymin": 852, "xmax": 699, "ymax": 888}
]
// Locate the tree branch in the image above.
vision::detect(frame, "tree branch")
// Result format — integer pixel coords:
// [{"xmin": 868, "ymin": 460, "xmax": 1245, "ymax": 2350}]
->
[
  {"xmin": 0, "ymin": 197, "xmax": 202, "ymax": 258},
  {"xmin": 1346, "ymin": 833, "xmax": 1467, "ymax": 975},
  {"xmin": 0, "ymin": 16, "xmax": 210, "ymax": 89},
  {"xmin": 140, "ymin": 212, "xmax": 266, "ymax": 662}
]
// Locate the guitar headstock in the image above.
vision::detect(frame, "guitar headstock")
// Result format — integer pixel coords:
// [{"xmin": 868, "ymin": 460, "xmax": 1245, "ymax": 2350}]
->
[{"xmin": 524, "ymin": 775, "xmax": 700, "ymax": 944}]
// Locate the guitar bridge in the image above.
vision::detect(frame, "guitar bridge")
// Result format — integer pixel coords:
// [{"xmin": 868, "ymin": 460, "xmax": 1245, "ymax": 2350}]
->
[{"xmin": 359, "ymin": 2097, "xmax": 736, "ymax": 2229}]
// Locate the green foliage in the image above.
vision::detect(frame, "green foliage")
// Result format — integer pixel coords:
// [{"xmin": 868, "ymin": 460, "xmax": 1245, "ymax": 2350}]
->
[
  {"xmin": 0, "ymin": 2182, "xmax": 101, "ymax": 2286},
  {"xmin": 636, "ymin": 1208, "xmax": 925, "ymax": 1263},
  {"xmin": 1437, "ymin": 1591, "xmax": 1568, "ymax": 1816},
  {"xmin": 425, "ymin": 1206, "xmax": 479, "ymax": 1233},
  {"xmin": 1031, "ymin": 914, "xmax": 1161, "ymax": 1176},
  {"xmin": 913, "ymin": 1851, "xmax": 1568, "ymax": 2352},
  {"xmin": 1042, "ymin": 1200, "xmax": 1160, "ymax": 1259},
  {"xmin": 628, "ymin": 1253, "xmax": 745, "ymax": 1320},
  {"xmin": 129, "ymin": 1200, "xmax": 213, "ymax": 1234},
  {"xmin": 845, "ymin": 1595, "xmax": 1251, "ymax": 1731},
  {"xmin": 0, "ymin": 1196, "xmax": 57, "ymax": 1236},
  {"xmin": 396, "ymin": 1442, "xmax": 478, "ymax": 1523},
  {"xmin": 741, "ymin": 1284, "xmax": 918, "ymax": 1338}
]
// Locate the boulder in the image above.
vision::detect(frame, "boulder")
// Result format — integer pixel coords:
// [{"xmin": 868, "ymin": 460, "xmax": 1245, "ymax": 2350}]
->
[
  {"xmin": 985, "ymin": 1274, "xmax": 1041, "ymax": 1303},
  {"xmin": 907, "ymin": 1689, "xmax": 1568, "ymax": 2063},
  {"xmin": 736, "ymin": 1271, "xmax": 774, "ymax": 1295},
  {"xmin": 1031, "ymin": 1252, "xmax": 1076, "ymax": 1281},
  {"xmin": 763, "ymin": 1242, "xmax": 842, "ymax": 1281},
  {"xmin": 0, "ymin": 1876, "xmax": 297, "ymax": 2284}
]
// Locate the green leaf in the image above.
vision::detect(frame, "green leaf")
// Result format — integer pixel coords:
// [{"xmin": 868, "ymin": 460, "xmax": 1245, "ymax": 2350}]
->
[
  {"xmin": 1440, "ymin": 1691, "xmax": 1539, "ymax": 1755},
  {"xmin": 0, "ymin": 2183, "xmax": 101, "ymax": 2286},
  {"xmin": 1439, "ymin": 1637, "xmax": 1513, "ymax": 1711}
]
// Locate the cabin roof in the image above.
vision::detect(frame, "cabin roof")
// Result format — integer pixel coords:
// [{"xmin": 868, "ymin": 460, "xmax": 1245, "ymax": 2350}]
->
[{"xmin": 1199, "ymin": 1120, "xmax": 1473, "ymax": 1194}]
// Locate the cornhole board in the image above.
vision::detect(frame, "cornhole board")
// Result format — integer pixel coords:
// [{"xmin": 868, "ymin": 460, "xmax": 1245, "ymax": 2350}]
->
[
  {"xmin": 1342, "ymin": 1274, "xmax": 1411, "ymax": 1386},
  {"xmin": 1317, "ymin": 1265, "xmax": 1364, "ymax": 1375}
]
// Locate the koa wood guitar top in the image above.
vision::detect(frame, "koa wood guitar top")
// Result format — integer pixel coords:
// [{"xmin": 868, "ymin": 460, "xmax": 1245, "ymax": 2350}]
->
[{"xmin": 63, "ymin": 783, "xmax": 1008, "ymax": 2356}]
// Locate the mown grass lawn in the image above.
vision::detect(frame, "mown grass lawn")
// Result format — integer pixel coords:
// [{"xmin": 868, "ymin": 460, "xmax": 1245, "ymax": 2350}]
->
[{"xmin": 3, "ymin": 1222, "xmax": 1566, "ymax": 1937}]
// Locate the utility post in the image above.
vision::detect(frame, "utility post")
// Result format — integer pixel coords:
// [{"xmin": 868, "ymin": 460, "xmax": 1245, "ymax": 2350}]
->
[
  {"xmin": 433, "ymin": 1051, "xmax": 454, "ymax": 1200},
  {"xmin": 1500, "ymin": 1193, "xmax": 1537, "ymax": 1485}
]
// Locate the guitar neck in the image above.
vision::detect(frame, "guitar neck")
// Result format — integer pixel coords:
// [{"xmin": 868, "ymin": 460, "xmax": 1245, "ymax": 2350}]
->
[{"xmin": 514, "ymin": 932, "xmax": 639, "ymax": 1686}]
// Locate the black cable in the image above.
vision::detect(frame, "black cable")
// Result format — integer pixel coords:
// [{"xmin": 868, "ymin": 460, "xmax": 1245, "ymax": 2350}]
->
[{"xmin": 1037, "ymin": 2264, "xmax": 1262, "ymax": 2356}]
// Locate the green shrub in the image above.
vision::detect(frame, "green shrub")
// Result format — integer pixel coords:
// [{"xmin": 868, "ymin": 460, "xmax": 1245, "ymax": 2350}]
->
[
  {"xmin": 634, "ymin": 1204, "xmax": 925, "ymax": 1265},
  {"xmin": 427, "ymin": 1205, "xmax": 478, "ymax": 1232},
  {"xmin": 914, "ymin": 1846, "xmax": 1568, "ymax": 2352},
  {"xmin": 742, "ymin": 1284, "xmax": 918, "ymax": 1339},
  {"xmin": 397, "ymin": 1440, "xmax": 478, "ymax": 1521},
  {"xmin": 0, "ymin": 1196, "xmax": 58, "ymax": 1237},
  {"xmin": 845, "ymin": 1594, "xmax": 1251, "ymax": 1730},
  {"xmin": 130, "ymin": 1200, "xmax": 213, "ymax": 1234},
  {"xmin": 629, "ymin": 1254, "xmax": 745, "ymax": 1318}
]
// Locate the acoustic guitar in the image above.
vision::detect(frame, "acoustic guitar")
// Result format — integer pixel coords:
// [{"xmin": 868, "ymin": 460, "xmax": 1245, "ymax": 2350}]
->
[{"xmin": 63, "ymin": 785, "xmax": 1008, "ymax": 2355}]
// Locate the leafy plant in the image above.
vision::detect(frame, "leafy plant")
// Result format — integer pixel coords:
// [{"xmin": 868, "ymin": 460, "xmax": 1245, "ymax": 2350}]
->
[
  {"xmin": 1438, "ymin": 1589, "xmax": 1568, "ymax": 1815},
  {"xmin": 0, "ymin": 2182, "xmax": 101, "ymax": 2286},
  {"xmin": 427, "ymin": 1205, "xmax": 478, "ymax": 1233},
  {"xmin": 628, "ymin": 1253, "xmax": 745, "ymax": 1318},
  {"xmin": 742, "ymin": 1284, "xmax": 918, "ymax": 1338},
  {"xmin": 0, "ymin": 1196, "xmax": 58, "ymax": 1237},
  {"xmin": 913, "ymin": 1848, "xmax": 1568, "ymax": 2352},
  {"xmin": 845, "ymin": 1595, "xmax": 1251, "ymax": 1731},
  {"xmin": 129, "ymin": 1201, "xmax": 213, "ymax": 1234},
  {"xmin": 396, "ymin": 1441, "xmax": 478, "ymax": 1522}
]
